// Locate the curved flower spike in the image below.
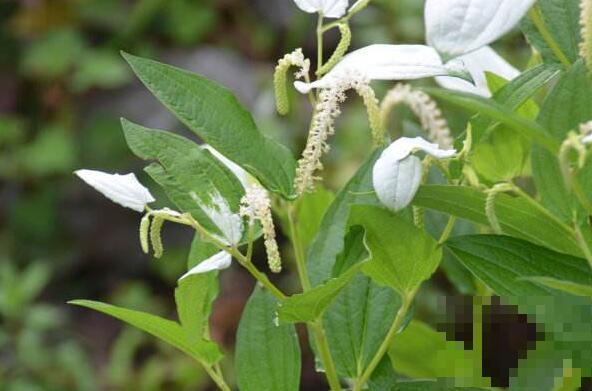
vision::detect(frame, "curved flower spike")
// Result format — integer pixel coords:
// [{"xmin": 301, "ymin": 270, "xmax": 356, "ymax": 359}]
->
[
  {"xmin": 179, "ymin": 251, "xmax": 232, "ymax": 280},
  {"xmin": 425, "ymin": 0, "xmax": 537, "ymax": 58},
  {"xmin": 294, "ymin": 45, "xmax": 472, "ymax": 94},
  {"xmin": 435, "ymin": 46, "xmax": 520, "ymax": 97},
  {"xmin": 373, "ymin": 137, "xmax": 456, "ymax": 212},
  {"xmin": 75, "ymin": 169, "xmax": 155, "ymax": 212},
  {"xmin": 293, "ymin": 0, "xmax": 349, "ymax": 18}
]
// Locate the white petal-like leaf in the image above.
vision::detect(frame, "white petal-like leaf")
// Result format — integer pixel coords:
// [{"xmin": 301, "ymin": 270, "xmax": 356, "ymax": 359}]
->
[
  {"xmin": 192, "ymin": 190, "xmax": 244, "ymax": 246},
  {"xmin": 75, "ymin": 169, "xmax": 155, "ymax": 212},
  {"xmin": 203, "ymin": 144, "xmax": 250, "ymax": 189},
  {"xmin": 293, "ymin": 0, "xmax": 348, "ymax": 18},
  {"xmin": 425, "ymin": 0, "xmax": 536, "ymax": 58},
  {"xmin": 435, "ymin": 46, "xmax": 520, "ymax": 97},
  {"xmin": 295, "ymin": 45, "xmax": 467, "ymax": 93},
  {"xmin": 373, "ymin": 155, "xmax": 423, "ymax": 212},
  {"xmin": 179, "ymin": 251, "xmax": 232, "ymax": 279},
  {"xmin": 372, "ymin": 137, "xmax": 457, "ymax": 212}
]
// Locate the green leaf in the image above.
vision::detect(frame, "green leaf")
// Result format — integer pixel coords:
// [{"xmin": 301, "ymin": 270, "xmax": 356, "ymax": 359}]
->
[
  {"xmin": 470, "ymin": 127, "xmax": 528, "ymax": 182},
  {"xmin": 421, "ymin": 87, "xmax": 559, "ymax": 153},
  {"xmin": 235, "ymin": 287, "xmax": 301, "ymax": 391},
  {"xmin": 349, "ymin": 205, "xmax": 442, "ymax": 294},
  {"xmin": 531, "ymin": 60, "xmax": 592, "ymax": 221},
  {"xmin": 519, "ymin": 277, "xmax": 592, "ymax": 297},
  {"xmin": 521, "ymin": 0, "xmax": 581, "ymax": 64},
  {"xmin": 307, "ymin": 150, "xmax": 383, "ymax": 286},
  {"xmin": 413, "ymin": 185, "xmax": 583, "ymax": 257},
  {"xmin": 122, "ymin": 52, "xmax": 297, "ymax": 199},
  {"xmin": 295, "ymin": 186, "xmax": 335, "ymax": 252},
  {"xmin": 389, "ymin": 320, "xmax": 481, "ymax": 382},
  {"xmin": 323, "ymin": 227, "xmax": 402, "ymax": 378},
  {"xmin": 277, "ymin": 260, "xmax": 365, "ymax": 324},
  {"xmin": 387, "ymin": 381, "xmax": 488, "ymax": 391},
  {"xmin": 121, "ymin": 119, "xmax": 244, "ymax": 236},
  {"xmin": 69, "ymin": 300, "xmax": 222, "ymax": 365},
  {"xmin": 445, "ymin": 235, "xmax": 592, "ymax": 296},
  {"xmin": 175, "ymin": 273, "xmax": 218, "ymax": 346}
]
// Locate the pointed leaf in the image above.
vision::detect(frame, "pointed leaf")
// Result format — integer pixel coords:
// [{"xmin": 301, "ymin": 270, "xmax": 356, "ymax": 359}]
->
[
  {"xmin": 122, "ymin": 52, "xmax": 297, "ymax": 199},
  {"xmin": 235, "ymin": 287, "xmax": 301, "ymax": 391}
]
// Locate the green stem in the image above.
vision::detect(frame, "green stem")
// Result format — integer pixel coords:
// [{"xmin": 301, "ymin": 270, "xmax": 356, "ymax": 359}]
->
[
  {"xmin": 438, "ymin": 216, "xmax": 457, "ymax": 245},
  {"xmin": 311, "ymin": 321, "xmax": 343, "ymax": 391},
  {"xmin": 353, "ymin": 291, "xmax": 415, "ymax": 391},
  {"xmin": 204, "ymin": 364, "xmax": 232, "ymax": 391},
  {"xmin": 528, "ymin": 5, "xmax": 572, "ymax": 67},
  {"xmin": 317, "ymin": 13, "xmax": 325, "ymax": 73},
  {"xmin": 287, "ymin": 204, "xmax": 341, "ymax": 389},
  {"xmin": 288, "ymin": 206, "xmax": 312, "ymax": 290}
]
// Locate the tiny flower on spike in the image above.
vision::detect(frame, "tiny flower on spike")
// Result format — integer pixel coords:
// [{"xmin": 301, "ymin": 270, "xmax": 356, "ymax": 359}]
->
[
  {"xmin": 373, "ymin": 137, "xmax": 456, "ymax": 212},
  {"xmin": 292, "ymin": 0, "xmax": 349, "ymax": 18},
  {"xmin": 75, "ymin": 169, "xmax": 155, "ymax": 212}
]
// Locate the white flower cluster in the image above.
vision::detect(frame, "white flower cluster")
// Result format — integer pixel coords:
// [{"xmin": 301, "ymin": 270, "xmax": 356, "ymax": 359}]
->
[
  {"xmin": 294, "ymin": 70, "xmax": 377, "ymax": 194},
  {"xmin": 580, "ymin": 0, "xmax": 591, "ymax": 65},
  {"xmin": 278, "ymin": 48, "xmax": 311, "ymax": 80},
  {"xmin": 381, "ymin": 84, "xmax": 453, "ymax": 149},
  {"xmin": 240, "ymin": 185, "xmax": 282, "ymax": 273}
]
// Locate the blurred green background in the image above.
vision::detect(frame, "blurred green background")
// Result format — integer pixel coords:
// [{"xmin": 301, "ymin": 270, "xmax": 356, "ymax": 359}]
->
[{"xmin": 0, "ymin": 1, "xmax": 532, "ymax": 390}]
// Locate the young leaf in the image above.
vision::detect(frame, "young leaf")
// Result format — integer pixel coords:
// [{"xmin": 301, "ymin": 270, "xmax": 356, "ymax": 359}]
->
[
  {"xmin": 235, "ymin": 287, "xmax": 301, "ymax": 391},
  {"xmin": 122, "ymin": 52, "xmax": 297, "ymax": 199},
  {"xmin": 349, "ymin": 205, "xmax": 442, "ymax": 295},
  {"xmin": 277, "ymin": 260, "xmax": 365, "ymax": 324},
  {"xmin": 307, "ymin": 150, "xmax": 383, "ymax": 287},
  {"xmin": 413, "ymin": 185, "xmax": 583, "ymax": 257},
  {"xmin": 421, "ymin": 87, "xmax": 559, "ymax": 153},
  {"xmin": 317, "ymin": 226, "xmax": 402, "ymax": 378},
  {"xmin": 69, "ymin": 300, "xmax": 222, "ymax": 365},
  {"xmin": 445, "ymin": 235, "xmax": 592, "ymax": 296}
]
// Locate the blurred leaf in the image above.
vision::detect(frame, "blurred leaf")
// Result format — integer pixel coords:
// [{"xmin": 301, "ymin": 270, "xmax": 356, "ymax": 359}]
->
[
  {"xmin": 69, "ymin": 300, "xmax": 222, "ymax": 365},
  {"xmin": 122, "ymin": 52, "xmax": 297, "ymax": 199},
  {"xmin": 413, "ymin": 185, "xmax": 583, "ymax": 257},
  {"xmin": 446, "ymin": 235, "xmax": 592, "ymax": 296},
  {"xmin": 71, "ymin": 50, "xmax": 130, "ymax": 92},
  {"xmin": 518, "ymin": 277, "xmax": 592, "ymax": 297},
  {"xmin": 164, "ymin": 0, "xmax": 218, "ymax": 45},
  {"xmin": 17, "ymin": 126, "xmax": 76, "ymax": 176},
  {"xmin": 349, "ymin": 205, "xmax": 442, "ymax": 295},
  {"xmin": 387, "ymin": 381, "xmax": 487, "ymax": 391},
  {"xmin": 21, "ymin": 29, "xmax": 85, "ymax": 79},
  {"xmin": 236, "ymin": 287, "xmax": 301, "ymax": 391}
]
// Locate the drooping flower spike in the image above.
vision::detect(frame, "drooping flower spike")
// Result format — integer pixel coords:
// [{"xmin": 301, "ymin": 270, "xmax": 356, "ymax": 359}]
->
[
  {"xmin": 75, "ymin": 169, "xmax": 155, "ymax": 212},
  {"xmin": 373, "ymin": 137, "xmax": 456, "ymax": 212},
  {"xmin": 292, "ymin": 0, "xmax": 349, "ymax": 18},
  {"xmin": 296, "ymin": 0, "xmax": 536, "ymax": 97}
]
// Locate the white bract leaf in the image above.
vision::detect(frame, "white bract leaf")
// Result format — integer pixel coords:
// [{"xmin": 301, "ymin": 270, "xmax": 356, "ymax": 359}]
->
[
  {"xmin": 372, "ymin": 137, "xmax": 456, "ymax": 212},
  {"xmin": 203, "ymin": 144, "xmax": 250, "ymax": 189},
  {"xmin": 425, "ymin": 0, "xmax": 537, "ymax": 58},
  {"xmin": 293, "ymin": 0, "xmax": 349, "ymax": 18},
  {"xmin": 583, "ymin": 133, "xmax": 592, "ymax": 145},
  {"xmin": 294, "ymin": 45, "xmax": 471, "ymax": 94},
  {"xmin": 192, "ymin": 190, "xmax": 243, "ymax": 246},
  {"xmin": 179, "ymin": 251, "xmax": 232, "ymax": 280},
  {"xmin": 435, "ymin": 46, "xmax": 520, "ymax": 97},
  {"xmin": 75, "ymin": 169, "xmax": 155, "ymax": 212}
]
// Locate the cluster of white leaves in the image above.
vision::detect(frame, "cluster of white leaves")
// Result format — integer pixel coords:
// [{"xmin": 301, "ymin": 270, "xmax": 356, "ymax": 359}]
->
[
  {"xmin": 240, "ymin": 184, "xmax": 282, "ymax": 273},
  {"xmin": 373, "ymin": 137, "xmax": 456, "ymax": 212},
  {"xmin": 294, "ymin": 0, "xmax": 536, "ymax": 97}
]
